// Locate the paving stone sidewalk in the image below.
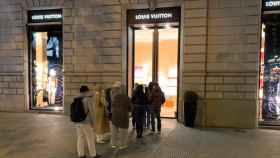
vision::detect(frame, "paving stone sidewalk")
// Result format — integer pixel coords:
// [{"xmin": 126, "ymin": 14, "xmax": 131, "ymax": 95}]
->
[{"xmin": 0, "ymin": 112, "xmax": 279, "ymax": 158}]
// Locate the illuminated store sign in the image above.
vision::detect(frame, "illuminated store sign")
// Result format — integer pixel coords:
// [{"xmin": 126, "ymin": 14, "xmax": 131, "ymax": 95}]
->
[
  {"xmin": 127, "ymin": 7, "xmax": 180, "ymax": 25},
  {"xmin": 28, "ymin": 9, "xmax": 62, "ymax": 23},
  {"xmin": 135, "ymin": 13, "xmax": 173, "ymax": 20},
  {"xmin": 32, "ymin": 14, "xmax": 62, "ymax": 20},
  {"xmin": 263, "ymin": 0, "xmax": 280, "ymax": 11},
  {"xmin": 265, "ymin": 1, "xmax": 280, "ymax": 7}
]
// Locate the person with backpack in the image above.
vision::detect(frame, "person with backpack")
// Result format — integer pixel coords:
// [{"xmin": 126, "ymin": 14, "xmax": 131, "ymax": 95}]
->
[
  {"xmin": 70, "ymin": 85, "xmax": 101, "ymax": 158},
  {"xmin": 149, "ymin": 83, "xmax": 165, "ymax": 134},
  {"xmin": 131, "ymin": 84, "xmax": 148, "ymax": 138}
]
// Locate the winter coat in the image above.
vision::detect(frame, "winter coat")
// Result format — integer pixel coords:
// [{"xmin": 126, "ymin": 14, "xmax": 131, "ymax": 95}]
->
[
  {"xmin": 111, "ymin": 93, "xmax": 132, "ymax": 129},
  {"xmin": 145, "ymin": 87, "xmax": 152, "ymax": 105},
  {"xmin": 105, "ymin": 88, "xmax": 112, "ymax": 120},
  {"xmin": 94, "ymin": 90, "xmax": 110, "ymax": 134},
  {"xmin": 149, "ymin": 88, "xmax": 165, "ymax": 108},
  {"xmin": 131, "ymin": 91, "xmax": 147, "ymax": 106}
]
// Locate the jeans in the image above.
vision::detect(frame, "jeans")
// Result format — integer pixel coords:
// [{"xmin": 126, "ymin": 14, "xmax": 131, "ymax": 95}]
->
[
  {"xmin": 75, "ymin": 123, "xmax": 97, "ymax": 157},
  {"xmin": 132, "ymin": 109, "xmax": 136, "ymax": 128},
  {"xmin": 151, "ymin": 107, "xmax": 161, "ymax": 132},
  {"xmin": 135, "ymin": 106, "xmax": 145, "ymax": 137}
]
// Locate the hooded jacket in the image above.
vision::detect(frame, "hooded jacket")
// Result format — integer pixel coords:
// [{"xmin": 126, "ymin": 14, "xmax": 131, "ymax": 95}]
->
[{"xmin": 149, "ymin": 88, "xmax": 165, "ymax": 108}]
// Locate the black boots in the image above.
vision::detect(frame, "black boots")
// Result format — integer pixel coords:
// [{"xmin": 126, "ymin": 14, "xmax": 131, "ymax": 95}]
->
[{"xmin": 93, "ymin": 154, "xmax": 102, "ymax": 158}]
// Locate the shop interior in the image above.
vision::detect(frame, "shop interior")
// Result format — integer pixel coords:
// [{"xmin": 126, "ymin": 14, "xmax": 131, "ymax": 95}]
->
[{"xmin": 128, "ymin": 23, "xmax": 180, "ymax": 118}]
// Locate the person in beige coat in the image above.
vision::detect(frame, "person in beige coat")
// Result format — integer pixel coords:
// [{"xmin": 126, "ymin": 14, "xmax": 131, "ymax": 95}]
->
[{"xmin": 94, "ymin": 87, "xmax": 110, "ymax": 143}]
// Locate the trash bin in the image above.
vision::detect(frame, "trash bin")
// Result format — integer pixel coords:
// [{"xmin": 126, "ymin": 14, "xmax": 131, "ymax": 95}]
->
[{"xmin": 184, "ymin": 91, "xmax": 198, "ymax": 127}]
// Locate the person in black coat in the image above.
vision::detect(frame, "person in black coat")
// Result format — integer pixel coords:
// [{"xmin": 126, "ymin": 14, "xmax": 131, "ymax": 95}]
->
[
  {"xmin": 131, "ymin": 84, "xmax": 148, "ymax": 138},
  {"xmin": 105, "ymin": 88, "xmax": 112, "ymax": 121},
  {"xmin": 144, "ymin": 82, "xmax": 154, "ymax": 129}
]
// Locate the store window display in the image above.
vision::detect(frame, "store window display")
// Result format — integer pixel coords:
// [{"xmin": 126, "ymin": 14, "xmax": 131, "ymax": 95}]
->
[
  {"xmin": 30, "ymin": 28, "xmax": 63, "ymax": 110},
  {"xmin": 260, "ymin": 14, "xmax": 280, "ymax": 123}
]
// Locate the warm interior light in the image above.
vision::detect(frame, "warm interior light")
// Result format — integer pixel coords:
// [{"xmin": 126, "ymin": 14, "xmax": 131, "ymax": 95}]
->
[
  {"xmin": 262, "ymin": 24, "xmax": 266, "ymax": 38},
  {"xmin": 141, "ymin": 25, "xmax": 148, "ymax": 30},
  {"xmin": 54, "ymin": 107, "xmax": 61, "ymax": 111},
  {"xmin": 50, "ymin": 69, "xmax": 56, "ymax": 77},
  {"xmin": 165, "ymin": 23, "xmax": 171, "ymax": 29},
  {"xmin": 259, "ymin": 23, "xmax": 266, "ymax": 121},
  {"xmin": 133, "ymin": 27, "xmax": 179, "ymax": 117}
]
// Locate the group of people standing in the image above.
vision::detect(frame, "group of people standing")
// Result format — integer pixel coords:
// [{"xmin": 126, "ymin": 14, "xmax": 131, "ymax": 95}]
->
[
  {"xmin": 131, "ymin": 82, "xmax": 165, "ymax": 138},
  {"xmin": 71, "ymin": 81, "xmax": 165, "ymax": 158}
]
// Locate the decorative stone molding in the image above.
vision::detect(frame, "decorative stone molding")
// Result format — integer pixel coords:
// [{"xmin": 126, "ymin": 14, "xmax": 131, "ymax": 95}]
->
[{"xmin": 21, "ymin": 0, "xmax": 71, "ymax": 9}]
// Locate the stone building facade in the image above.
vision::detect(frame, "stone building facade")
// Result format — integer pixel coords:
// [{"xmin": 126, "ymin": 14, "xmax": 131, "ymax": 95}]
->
[{"xmin": 0, "ymin": 0, "xmax": 260, "ymax": 128}]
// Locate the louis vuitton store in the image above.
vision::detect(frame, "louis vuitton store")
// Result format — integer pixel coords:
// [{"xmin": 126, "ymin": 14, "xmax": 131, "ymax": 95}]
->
[
  {"xmin": 0, "ymin": 0, "xmax": 263, "ymax": 128},
  {"xmin": 126, "ymin": 7, "xmax": 181, "ymax": 118},
  {"xmin": 27, "ymin": 9, "xmax": 64, "ymax": 111}
]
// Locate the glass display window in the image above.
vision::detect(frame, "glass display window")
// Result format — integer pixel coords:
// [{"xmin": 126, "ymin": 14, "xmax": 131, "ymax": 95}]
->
[
  {"xmin": 29, "ymin": 24, "xmax": 63, "ymax": 111},
  {"xmin": 260, "ymin": 14, "xmax": 280, "ymax": 125}
]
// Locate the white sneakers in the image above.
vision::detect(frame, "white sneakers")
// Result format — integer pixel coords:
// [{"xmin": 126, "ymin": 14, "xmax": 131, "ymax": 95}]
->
[{"xmin": 111, "ymin": 145, "xmax": 127, "ymax": 150}]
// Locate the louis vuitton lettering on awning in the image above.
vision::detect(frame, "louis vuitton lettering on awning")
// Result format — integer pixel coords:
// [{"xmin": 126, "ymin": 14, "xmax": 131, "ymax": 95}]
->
[
  {"xmin": 263, "ymin": 0, "xmax": 280, "ymax": 11},
  {"xmin": 127, "ymin": 7, "xmax": 180, "ymax": 25},
  {"xmin": 28, "ymin": 9, "xmax": 62, "ymax": 24}
]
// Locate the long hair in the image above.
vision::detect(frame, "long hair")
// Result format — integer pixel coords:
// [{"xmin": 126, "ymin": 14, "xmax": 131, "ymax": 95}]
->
[{"xmin": 134, "ymin": 85, "xmax": 144, "ymax": 96}]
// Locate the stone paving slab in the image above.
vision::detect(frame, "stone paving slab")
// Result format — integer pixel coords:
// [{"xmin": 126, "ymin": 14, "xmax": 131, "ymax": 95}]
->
[{"xmin": 0, "ymin": 112, "xmax": 280, "ymax": 158}]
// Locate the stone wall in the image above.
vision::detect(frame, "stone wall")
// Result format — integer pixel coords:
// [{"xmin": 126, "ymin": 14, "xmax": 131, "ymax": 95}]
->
[
  {"xmin": 205, "ymin": 0, "xmax": 260, "ymax": 128},
  {"xmin": 0, "ymin": 1, "xmax": 25, "ymax": 111},
  {"xmin": 0, "ymin": 0, "xmax": 261, "ymax": 128},
  {"xmin": 183, "ymin": 0, "xmax": 208, "ymax": 126},
  {"xmin": 63, "ymin": 0, "xmax": 104, "ymax": 114}
]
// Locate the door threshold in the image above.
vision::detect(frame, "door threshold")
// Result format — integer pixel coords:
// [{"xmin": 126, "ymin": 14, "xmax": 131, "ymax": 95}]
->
[
  {"xmin": 161, "ymin": 117, "xmax": 177, "ymax": 119},
  {"xmin": 259, "ymin": 125, "xmax": 280, "ymax": 130},
  {"xmin": 29, "ymin": 109, "xmax": 64, "ymax": 115}
]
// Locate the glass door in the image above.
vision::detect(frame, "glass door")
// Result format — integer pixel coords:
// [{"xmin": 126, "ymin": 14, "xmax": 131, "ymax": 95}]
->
[
  {"xmin": 130, "ymin": 26, "xmax": 179, "ymax": 118},
  {"xmin": 158, "ymin": 28, "xmax": 179, "ymax": 118},
  {"xmin": 134, "ymin": 29, "xmax": 154, "ymax": 87},
  {"xmin": 29, "ymin": 25, "xmax": 63, "ymax": 111}
]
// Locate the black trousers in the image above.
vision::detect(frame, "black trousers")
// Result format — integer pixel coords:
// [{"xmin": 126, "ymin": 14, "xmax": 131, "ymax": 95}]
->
[
  {"xmin": 145, "ymin": 105, "xmax": 151, "ymax": 129},
  {"xmin": 132, "ymin": 109, "xmax": 136, "ymax": 128},
  {"xmin": 151, "ymin": 107, "xmax": 161, "ymax": 132},
  {"xmin": 135, "ymin": 106, "xmax": 145, "ymax": 136}
]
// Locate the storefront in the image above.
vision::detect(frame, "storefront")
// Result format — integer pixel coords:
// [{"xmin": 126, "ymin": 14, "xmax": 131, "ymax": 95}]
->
[
  {"xmin": 126, "ymin": 7, "xmax": 181, "ymax": 118},
  {"xmin": 259, "ymin": 0, "xmax": 280, "ymax": 126},
  {"xmin": 27, "ymin": 9, "xmax": 64, "ymax": 111},
  {"xmin": 0, "ymin": 0, "xmax": 262, "ymax": 128}
]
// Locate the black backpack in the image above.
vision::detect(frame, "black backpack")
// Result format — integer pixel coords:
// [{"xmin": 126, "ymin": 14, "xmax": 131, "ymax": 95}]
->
[{"xmin": 70, "ymin": 97, "xmax": 88, "ymax": 122}]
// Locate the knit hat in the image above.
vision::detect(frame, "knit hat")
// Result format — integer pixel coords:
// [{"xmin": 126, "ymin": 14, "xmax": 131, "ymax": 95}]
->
[{"xmin": 80, "ymin": 85, "xmax": 90, "ymax": 93}]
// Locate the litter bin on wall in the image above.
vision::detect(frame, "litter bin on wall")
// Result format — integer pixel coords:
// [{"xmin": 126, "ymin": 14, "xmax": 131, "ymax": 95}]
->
[{"xmin": 184, "ymin": 91, "xmax": 199, "ymax": 127}]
